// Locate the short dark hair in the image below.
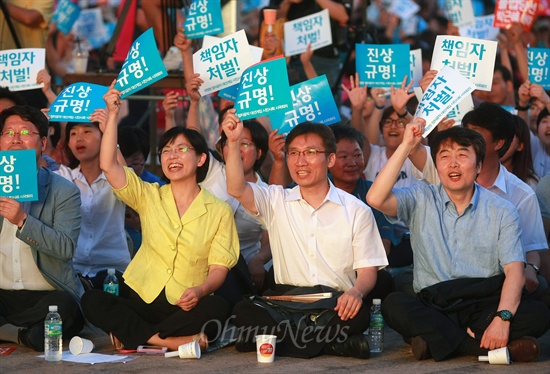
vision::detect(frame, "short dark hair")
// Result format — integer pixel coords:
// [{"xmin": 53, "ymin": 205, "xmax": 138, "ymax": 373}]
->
[
  {"xmin": 285, "ymin": 122, "xmax": 337, "ymax": 155},
  {"xmin": 379, "ymin": 106, "xmax": 403, "ymax": 131},
  {"xmin": 536, "ymin": 107, "xmax": 550, "ymax": 129},
  {"xmin": 218, "ymin": 120, "xmax": 269, "ymax": 171},
  {"xmin": 65, "ymin": 122, "xmax": 101, "ymax": 168},
  {"xmin": 118, "ymin": 126, "xmax": 150, "ymax": 160},
  {"xmin": 462, "ymin": 102, "xmax": 515, "ymax": 158},
  {"xmin": 0, "ymin": 105, "xmax": 48, "ymax": 138},
  {"xmin": 494, "ymin": 64, "xmax": 513, "ymax": 82},
  {"xmin": 329, "ymin": 123, "xmax": 366, "ymax": 150},
  {"xmin": 430, "ymin": 126, "xmax": 486, "ymax": 168},
  {"xmin": 0, "ymin": 87, "xmax": 26, "ymax": 107},
  {"xmin": 157, "ymin": 127, "xmax": 210, "ymax": 183}
]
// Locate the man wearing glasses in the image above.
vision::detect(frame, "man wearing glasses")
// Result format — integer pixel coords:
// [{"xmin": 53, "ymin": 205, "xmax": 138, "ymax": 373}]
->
[
  {"xmin": 222, "ymin": 109, "xmax": 388, "ymax": 359},
  {"xmin": 0, "ymin": 105, "xmax": 84, "ymax": 351}
]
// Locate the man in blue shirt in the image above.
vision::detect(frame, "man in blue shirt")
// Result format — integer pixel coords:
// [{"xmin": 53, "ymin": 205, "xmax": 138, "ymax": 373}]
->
[{"xmin": 367, "ymin": 122, "xmax": 550, "ymax": 362}]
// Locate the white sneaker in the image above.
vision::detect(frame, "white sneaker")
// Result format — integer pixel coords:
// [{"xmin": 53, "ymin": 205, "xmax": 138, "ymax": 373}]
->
[{"xmin": 163, "ymin": 46, "xmax": 182, "ymax": 71}]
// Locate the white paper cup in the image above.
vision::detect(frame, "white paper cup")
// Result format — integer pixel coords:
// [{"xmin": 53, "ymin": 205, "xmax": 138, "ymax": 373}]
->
[
  {"xmin": 478, "ymin": 347, "xmax": 510, "ymax": 365},
  {"xmin": 255, "ymin": 335, "xmax": 276, "ymax": 363},
  {"xmin": 164, "ymin": 340, "xmax": 201, "ymax": 359},
  {"xmin": 72, "ymin": 52, "xmax": 89, "ymax": 74},
  {"xmin": 69, "ymin": 336, "xmax": 94, "ymax": 355}
]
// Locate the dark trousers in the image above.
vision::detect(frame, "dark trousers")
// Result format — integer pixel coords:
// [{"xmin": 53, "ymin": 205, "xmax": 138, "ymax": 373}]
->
[
  {"xmin": 382, "ymin": 289, "xmax": 550, "ymax": 361},
  {"xmin": 0, "ymin": 289, "xmax": 84, "ymax": 339},
  {"xmin": 81, "ymin": 288, "xmax": 230, "ymax": 349}
]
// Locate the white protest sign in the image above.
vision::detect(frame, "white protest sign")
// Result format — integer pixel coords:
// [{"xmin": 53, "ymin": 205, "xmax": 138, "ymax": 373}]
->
[
  {"xmin": 72, "ymin": 8, "xmax": 109, "ymax": 44},
  {"xmin": 203, "ymin": 35, "xmax": 264, "ymax": 63},
  {"xmin": 431, "ymin": 35, "xmax": 497, "ymax": 91},
  {"xmin": 459, "ymin": 14, "xmax": 500, "ymax": 41},
  {"xmin": 284, "ymin": 9, "xmax": 332, "ymax": 57},
  {"xmin": 0, "ymin": 49, "xmax": 45, "ymax": 91},
  {"xmin": 445, "ymin": 0, "xmax": 475, "ymax": 28},
  {"xmin": 193, "ymin": 30, "xmax": 254, "ymax": 95},
  {"xmin": 414, "ymin": 66, "xmax": 475, "ymax": 137},
  {"xmin": 446, "ymin": 93, "xmax": 474, "ymax": 127},
  {"xmin": 410, "ymin": 49, "xmax": 422, "ymax": 88},
  {"xmin": 389, "ymin": 0, "xmax": 420, "ymax": 20}
]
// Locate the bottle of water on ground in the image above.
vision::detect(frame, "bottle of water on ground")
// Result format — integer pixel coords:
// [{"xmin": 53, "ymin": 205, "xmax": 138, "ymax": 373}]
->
[
  {"xmin": 44, "ymin": 305, "xmax": 62, "ymax": 361},
  {"xmin": 369, "ymin": 298, "xmax": 384, "ymax": 353},
  {"xmin": 103, "ymin": 268, "xmax": 119, "ymax": 296}
]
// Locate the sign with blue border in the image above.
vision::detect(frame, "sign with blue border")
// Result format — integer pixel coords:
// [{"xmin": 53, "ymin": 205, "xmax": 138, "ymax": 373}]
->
[
  {"xmin": 50, "ymin": 83, "xmax": 108, "ymax": 122},
  {"xmin": 0, "ymin": 150, "xmax": 38, "ymax": 202}
]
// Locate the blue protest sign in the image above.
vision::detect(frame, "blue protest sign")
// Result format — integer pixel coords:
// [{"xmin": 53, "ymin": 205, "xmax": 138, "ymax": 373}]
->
[
  {"xmin": 50, "ymin": 83, "xmax": 108, "ymax": 122},
  {"xmin": 356, "ymin": 44, "xmax": 410, "ymax": 88},
  {"xmin": 114, "ymin": 28, "xmax": 168, "ymax": 99},
  {"xmin": 53, "ymin": 0, "xmax": 81, "ymax": 35},
  {"xmin": 235, "ymin": 57, "xmax": 293, "ymax": 120},
  {"xmin": 219, "ymin": 83, "xmax": 239, "ymax": 101},
  {"xmin": 184, "ymin": 0, "xmax": 224, "ymax": 39},
  {"xmin": 269, "ymin": 75, "xmax": 341, "ymax": 136},
  {"xmin": 528, "ymin": 48, "xmax": 550, "ymax": 89},
  {"xmin": 0, "ymin": 150, "xmax": 38, "ymax": 202}
]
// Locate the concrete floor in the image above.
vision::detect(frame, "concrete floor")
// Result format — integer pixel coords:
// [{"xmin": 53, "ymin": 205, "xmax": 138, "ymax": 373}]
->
[{"xmin": 1, "ymin": 324, "xmax": 549, "ymax": 373}]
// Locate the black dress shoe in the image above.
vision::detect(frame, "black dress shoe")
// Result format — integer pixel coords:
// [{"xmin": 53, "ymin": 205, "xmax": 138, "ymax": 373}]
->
[
  {"xmin": 507, "ymin": 336, "xmax": 540, "ymax": 362},
  {"xmin": 18, "ymin": 325, "xmax": 45, "ymax": 352},
  {"xmin": 323, "ymin": 334, "xmax": 370, "ymax": 359},
  {"xmin": 411, "ymin": 336, "xmax": 431, "ymax": 360}
]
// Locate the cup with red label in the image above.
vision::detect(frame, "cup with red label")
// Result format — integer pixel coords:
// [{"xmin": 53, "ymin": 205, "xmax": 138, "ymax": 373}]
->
[{"xmin": 255, "ymin": 334, "xmax": 277, "ymax": 363}]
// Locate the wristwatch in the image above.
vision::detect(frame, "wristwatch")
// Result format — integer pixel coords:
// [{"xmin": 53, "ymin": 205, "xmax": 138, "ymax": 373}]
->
[
  {"xmin": 527, "ymin": 263, "xmax": 540, "ymax": 275},
  {"xmin": 495, "ymin": 310, "xmax": 513, "ymax": 321}
]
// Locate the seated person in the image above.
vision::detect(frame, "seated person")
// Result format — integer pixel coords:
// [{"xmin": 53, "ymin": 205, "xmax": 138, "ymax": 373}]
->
[
  {"xmin": 0, "ymin": 105, "xmax": 84, "ymax": 351},
  {"xmin": 367, "ymin": 123, "xmax": 550, "ymax": 362},
  {"xmin": 223, "ymin": 112, "xmax": 388, "ymax": 359},
  {"xmin": 81, "ymin": 85, "xmax": 239, "ymax": 352}
]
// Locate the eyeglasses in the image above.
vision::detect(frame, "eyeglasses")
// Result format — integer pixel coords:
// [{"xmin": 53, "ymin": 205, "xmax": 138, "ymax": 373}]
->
[
  {"xmin": 0, "ymin": 129, "xmax": 40, "ymax": 139},
  {"xmin": 383, "ymin": 119, "xmax": 405, "ymax": 128},
  {"xmin": 223, "ymin": 141, "xmax": 255, "ymax": 150},
  {"xmin": 159, "ymin": 146, "xmax": 195, "ymax": 156},
  {"xmin": 286, "ymin": 149, "xmax": 328, "ymax": 159}
]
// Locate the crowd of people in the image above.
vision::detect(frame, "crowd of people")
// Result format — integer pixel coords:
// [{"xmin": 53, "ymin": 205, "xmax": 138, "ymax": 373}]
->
[{"xmin": 1, "ymin": 0, "xmax": 550, "ymax": 365}]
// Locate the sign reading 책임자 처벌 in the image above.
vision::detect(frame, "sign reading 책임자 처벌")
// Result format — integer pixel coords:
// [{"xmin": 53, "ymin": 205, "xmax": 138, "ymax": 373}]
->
[
  {"xmin": 283, "ymin": 9, "xmax": 332, "ymax": 57},
  {"xmin": 459, "ymin": 14, "xmax": 500, "ymax": 41},
  {"xmin": 356, "ymin": 43, "xmax": 411, "ymax": 88},
  {"xmin": 444, "ymin": 0, "xmax": 475, "ymax": 28},
  {"xmin": 49, "ymin": 83, "xmax": 109, "ymax": 122},
  {"xmin": 114, "ymin": 28, "xmax": 168, "ymax": 99},
  {"xmin": 269, "ymin": 75, "xmax": 341, "ymax": 136},
  {"xmin": 0, "ymin": 48, "xmax": 45, "ymax": 92},
  {"xmin": 0, "ymin": 150, "xmax": 38, "ymax": 202},
  {"xmin": 183, "ymin": 0, "xmax": 224, "ymax": 39},
  {"xmin": 431, "ymin": 35, "xmax": 497, "ymax": 91}
]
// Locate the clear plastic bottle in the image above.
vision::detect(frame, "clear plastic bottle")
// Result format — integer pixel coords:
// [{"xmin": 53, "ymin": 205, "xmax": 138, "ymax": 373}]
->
[
  {"xmin": 44, "ymin": 305, "xmax": 62, "ymax": 361},
  {"xmin": 369, "ymin": 298, "xmax": 384, "ymax": 352},
  {"xmin": 103, "ymin": 268, "xmax": 119, "ymax": 296}
]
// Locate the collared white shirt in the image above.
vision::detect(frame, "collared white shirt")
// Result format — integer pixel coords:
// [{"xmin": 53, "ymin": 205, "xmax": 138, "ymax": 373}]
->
[
  {"xmin": 55, "ymin": 165, "xmax": 130, "ymax": 276},
  {"xmin": 249, "ymin": 181, "xmax": 388, "ymax": 292},
  {"xmin": 365, "ymin": 145, "xmax": 424, "ymax": 189}
]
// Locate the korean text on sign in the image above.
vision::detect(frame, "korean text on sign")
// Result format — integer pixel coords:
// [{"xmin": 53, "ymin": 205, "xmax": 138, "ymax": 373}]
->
[
  {"xmin": 0, "ymin": 150, "xmax": 38, "ymax": 202},
  {"xmin": 50, "ymin": 83, "xmax": 108, "ymax": 122},
  {"xmin": 283, "ymin": 9, "xmax": 332, "ymax": 57},
  {"xmin": 444, "ymin": 0, "xmax": 475, "ymax": 28},
  {"xmin": 528, "ymin": 48, "xmax": 550, "ymax": 89},
  {"xmin": 493, "ymin": 0, "xmax": 540, "ymax": 31},
  {"xmin": 184, "ymin": 0, "xmax": 224, "ymax": 39},
  {"xmin": 0, "ymin": 48, "xmax": 45, "ymax": 92},
  {"xmin": 459, "ymin": 14, "xmax": 500, "ymax": 40},
  {"xmin": 356, "ymin": 44, "xmax": 410, "ymax": 88}
]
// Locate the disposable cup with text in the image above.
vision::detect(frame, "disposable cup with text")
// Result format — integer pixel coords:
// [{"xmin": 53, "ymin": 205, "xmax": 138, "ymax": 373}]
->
[
  {"xmin": 69, "ymin": 336, "xmax": 94, "ymax": 355},
  {"xmin": 255, "ymin": 335, "xmax": 276, "ymax": 363},
  {"xmin": 164, "ymin": 340, "xmax": 201, "ymax": 359},
  {"xmin": 479, "ymin": 347, "xmax": 510, "ymax": 365}
]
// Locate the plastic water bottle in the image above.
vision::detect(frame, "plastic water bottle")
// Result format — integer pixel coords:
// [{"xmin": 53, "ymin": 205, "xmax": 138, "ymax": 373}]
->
[
  {"xmin": 369, "ymin": 298, "xmax": 384, "ymax": 352},
  {"xmin": 103, "ymin": 269, "xmax": 119, "ymax": 296},
  {"xmin": 44, "ymin": 305, "xmax": 62, "ymax": 361}
]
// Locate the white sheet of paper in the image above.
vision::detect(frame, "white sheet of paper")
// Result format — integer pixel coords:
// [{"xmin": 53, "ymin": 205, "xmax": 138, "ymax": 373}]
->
[
  {"xmin": 445, "ymin": 0, "xmax": 475, "ymax": 28},
  {"xmin": 284, "ymin": 9, "xmax": 332, "ymax": 57},
  {"xmin": 410, "ymin": 49, "xmax": 423, "ymax": 88},
  {"xmin": 37, "ymin": 351, "xmax": 131, "ymax": 364},
  {"xmin": 0, "ymin": 48, "xmax": 45, "ymax": 91}
]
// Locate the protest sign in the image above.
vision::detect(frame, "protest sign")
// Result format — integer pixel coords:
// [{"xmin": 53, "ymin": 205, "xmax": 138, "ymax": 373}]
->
[
  {"xmin": 459, "ymin": 14, "xmax": 500, "ymax": 40},
  {"xmin": 389, "ymin": 0, "xmax": 420, "ymax": 20},
  {"xmin": 431, "ymin": 35, "xmax": 497, "ymax": 91},
  {"xmin": 217, "ymin": 44, "xmax": 264, "ymax": 101},
  {"xmin": 114, "ymin": 28, "xmax": 167, "ymax": 99},
  {"xmin": 528, "ymin": 48, "xmax": 550, "ymax": 89},
  {"xmin": 269, "ymin": 75, "xmax": 341, "ymax": 136},
  {"xmin": 410, "ymin": 49, "xmax": 422, "ymax": 88},
  {"xmin": 72, "ymin": 8, "xmax": 110, "ymax": 50},
  {"xmin": 235, "ymin": 57, "xmax": 293, "ymax": 120},
  {"xmin": 0, "ymin": 150, "xmax": 38, "ymax": 202},
  {"xmin": 193, "ymin": 30, "xmax": 254, "ymax": 95},
  {"xmin": 53, "ymin": 0, "xmax": 81, "ymax": 35},
  {"xmin": 284, "ymin": 9, "xmax": 332, "ymax": 57},
  {"xmin": 0, "ymin": 49, "xmax": 45, "ymax": 92},
  {"xmin": 445, "ymin": 0, "xmax": 475, "ymax": 28},
  {"xmin": 356, "ymin": 44, "xmax": 410, "ymax": 88},
  {"xmin": 414, "ymin": 66, "xmax": 475, "ymax": 137},
  {"xmin": 184, "ymin": 0, "xmax": 224, "ymax": 39},
  {"xmin": 493, "ymin": 0, "xmax": 540, "ymax": 31},
  {"xmin": 50, "ymin": 83, "xmax": 108, "ymax": 122}
]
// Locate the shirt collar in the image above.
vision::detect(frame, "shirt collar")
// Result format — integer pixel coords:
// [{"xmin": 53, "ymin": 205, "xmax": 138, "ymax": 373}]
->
[
  {"xmin": 439, "ymin": 183, "xmax": 479, "ymax": 216},
  {"xmin": 284, "ymin": 179, "xmax": 344, "ymax": 207},
  {"xmin": 488, "ymin": 164, "xmax": 508, "ymax": 194},
  {"xmin": 72, "ymin": 165, "xmax": 107, "ymax": 183}
]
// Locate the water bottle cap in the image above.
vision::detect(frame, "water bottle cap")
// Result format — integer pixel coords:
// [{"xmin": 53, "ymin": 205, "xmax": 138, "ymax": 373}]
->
[
  {"xmin": 107, "ymin": 268, "xmax": 116, "ymax": 275},
  {"xmin": 373, "ymin": 299, "xmax": 381, "ymax": 305},
  {"xmin": 49, "ymin": 305, "xmax": 58, "ymax": 312}
]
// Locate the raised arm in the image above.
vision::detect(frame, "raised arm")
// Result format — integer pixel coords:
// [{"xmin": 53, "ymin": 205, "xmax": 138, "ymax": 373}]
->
[
  {"xmin": 99, "ymin": 80, "xmax": 127, "ymax": 189},
  {"xmin": 300, "ymin": 44, "xmax": 317, "ymax": 80},
  {"xmin": 222, "ymin": 109, "xmax": 258, "ymax": 214},
  {"xmin": 390, "ymin": 75, "xmax": 414, "ymax": 121},
  {"xmin": 342, "ymin": 73, "xmax": 368, "ymax": 136},
  {"xmin": 367, "ymin": 119, "xmax": 425, "ymax": 215},
  {"xmin": 267, "ymin": 129, "xmax": 291, "ymax": 186},
  {"xmin": 185, "ymin": 73, "xmax": 203, "ymax": 133},
  {"xmin": 174, "ymin": 28, "xmax": 194, "ymax": 82}
]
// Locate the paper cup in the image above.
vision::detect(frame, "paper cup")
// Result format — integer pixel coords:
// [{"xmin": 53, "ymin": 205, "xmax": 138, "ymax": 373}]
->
[
  {"xmin": 263, "ymin": 9, "xmax": 277, "ymax": 32},
  {"xmin": 72, "ymin": 51, "xmax": 89, "ymax": 74},
  {"xmin": 478, "ymin": 347, "xmax": 510, "ymax": 365},
  {"xmin": 255, "ymin": 335, "xmax": 276, "ymax": 363},
  {"xmin": 69, "ymin": 336, "xmax": 94, "ymax": 355},
  {"xmin": 164, "ymin": 340, "xmax": 201, "ymax": 359}
]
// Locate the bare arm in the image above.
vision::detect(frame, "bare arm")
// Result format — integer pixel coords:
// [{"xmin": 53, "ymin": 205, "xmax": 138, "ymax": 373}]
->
[
  {"xmin": 175, "ymin": 265, "xmax": 229, "ymax": 311},
  {"xmin": 185, "ymin": 73, "xmax": 203, "ymax": 133},
  {"xmin": 6, "ymin": 3, "xmax": 45, "ymax": 27},
  {"xmin": 267, "ymin": 129, "xmax": 291, "ymax": 186},
  {"xmin": 334, "ymin": 267, "xmax": 377, "ymax": 321},
  {"xmin": 36, "ymin": 69, "xmax": 57, "ymax": 105},
  {"xmin": 300, "ymin": 44, "xmax": 317, "ymax": 79},
  {"xmin": 316, "ymin": 0, "xmax": 349, "ymax": 24},
  {"xmin": 342, "ymin": 73, "xmax": 368, "ymax": 136}
]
